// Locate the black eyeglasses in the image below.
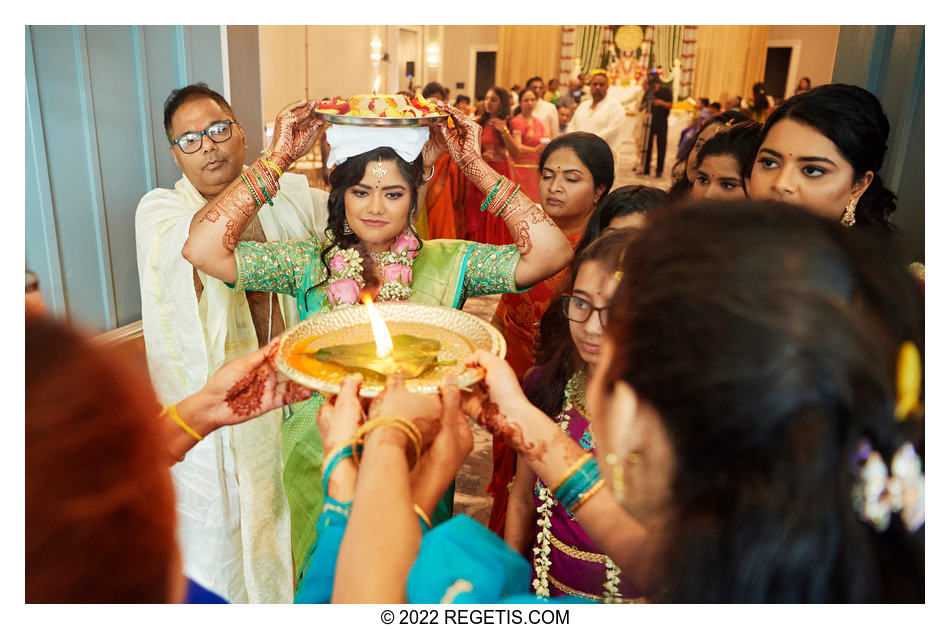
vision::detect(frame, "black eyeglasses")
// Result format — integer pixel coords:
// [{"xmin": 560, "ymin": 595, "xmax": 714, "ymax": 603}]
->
[
  {"xmin": 171, "ymin": 120, "xmax": 234, "ymax": 153},
  {"xmin": 560, "ymin": 294, "xmax": 609, "ymax": 327}
]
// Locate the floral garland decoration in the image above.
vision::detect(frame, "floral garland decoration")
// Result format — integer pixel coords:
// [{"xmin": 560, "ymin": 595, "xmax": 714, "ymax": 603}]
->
[
  {"xmin": 323, "ymin": 232, "xmax": 420, "ymax": 308},
  {"xmin": 532, "ymin": 369, "xmax": 620, "ymax": 603}
]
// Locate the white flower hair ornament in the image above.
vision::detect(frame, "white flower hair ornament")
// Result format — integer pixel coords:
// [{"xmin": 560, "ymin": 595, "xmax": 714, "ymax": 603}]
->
[{"xmin": 852, "ymin": 440, "xmax": 924, "ymax": 534}]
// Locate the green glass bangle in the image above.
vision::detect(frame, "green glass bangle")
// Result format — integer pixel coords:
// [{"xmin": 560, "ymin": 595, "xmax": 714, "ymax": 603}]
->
[
  {"xmin": 255, "ymin": 173, "xmax": 274, "ymax": 206},
  {"xmin": 479, "ymin": 178, "xmax": 504, "ymax": 212},
  {"xmin": 493, "ymin": 184, "xmax": 521, "ymax": 217}
]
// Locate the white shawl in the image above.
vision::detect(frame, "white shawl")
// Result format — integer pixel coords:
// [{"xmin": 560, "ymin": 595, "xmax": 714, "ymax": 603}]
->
[{"xmin": 134, "ymin": 172, "xmax": 328, "ymax": 603}]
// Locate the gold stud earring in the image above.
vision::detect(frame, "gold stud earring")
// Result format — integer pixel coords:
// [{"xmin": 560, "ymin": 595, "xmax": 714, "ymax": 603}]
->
[{"xmin": 841, "ymin": 198, "xmax": 857, "ymax": 227}]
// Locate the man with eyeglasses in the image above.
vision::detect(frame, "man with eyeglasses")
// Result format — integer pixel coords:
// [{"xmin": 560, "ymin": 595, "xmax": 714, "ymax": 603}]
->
[{"xmin": 134, "ymin": 83, "xmax": 328, "ymax": 604}]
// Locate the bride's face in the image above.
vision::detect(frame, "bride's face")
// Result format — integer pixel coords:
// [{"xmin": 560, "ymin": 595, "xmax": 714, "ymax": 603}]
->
[{"xmin": 345, "ymin": 159, "xmax": 413, "ymax": 253}]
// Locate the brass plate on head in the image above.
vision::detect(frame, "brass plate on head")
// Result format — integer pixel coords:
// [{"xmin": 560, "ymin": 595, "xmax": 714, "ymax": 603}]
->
[{"xmin": 274, "ymin": 302, "xmax": 506, "ymax": 397}]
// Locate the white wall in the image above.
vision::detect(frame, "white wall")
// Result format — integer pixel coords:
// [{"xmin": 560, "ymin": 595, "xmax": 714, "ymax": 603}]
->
[{"xmin": 441, "ymin": 25, "xmax": 499, "ymax": 100}]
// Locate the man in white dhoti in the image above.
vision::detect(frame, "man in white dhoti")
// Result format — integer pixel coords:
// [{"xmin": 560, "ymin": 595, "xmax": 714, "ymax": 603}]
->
[{"xmin": 135, "ymin": 84, "xmax": 327, "ymax": 603}]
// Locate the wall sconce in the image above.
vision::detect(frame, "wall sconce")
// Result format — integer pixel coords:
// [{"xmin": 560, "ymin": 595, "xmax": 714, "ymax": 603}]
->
[
  {"xmin": 370, "ymin": 36, "xmax": 382, "ymax": 64},
  {"xmin": 425, "ymin": 43, "xmax": 440, "ymax": 68}
]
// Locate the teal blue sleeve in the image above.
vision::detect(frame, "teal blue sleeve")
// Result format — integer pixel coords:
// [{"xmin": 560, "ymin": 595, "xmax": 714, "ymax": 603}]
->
[{"xmin": 293, "ymin": 509, "xmax": 347, "ymax": 604}]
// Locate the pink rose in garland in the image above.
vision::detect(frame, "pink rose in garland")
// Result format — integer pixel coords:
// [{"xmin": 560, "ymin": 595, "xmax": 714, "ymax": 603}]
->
[
  {"xmin": 328, "ymin": 253, "xmax": 348, "ymax": 272},
  {"xmin": 381, "ymin": 263, "xmax": 413, "ymax": 284},
  {"xmin": 393, "ymin": 232, "xmax": 421, "ymax": 259},
  {"xmin": 326, "ymin": 277, "xmax": 361, "ymax": 306}
]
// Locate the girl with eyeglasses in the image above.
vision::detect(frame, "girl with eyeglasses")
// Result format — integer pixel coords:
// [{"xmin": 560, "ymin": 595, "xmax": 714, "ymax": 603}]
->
[{"xmin": 505, "ymin": 229, "xmax": 643, "ymax": 602}]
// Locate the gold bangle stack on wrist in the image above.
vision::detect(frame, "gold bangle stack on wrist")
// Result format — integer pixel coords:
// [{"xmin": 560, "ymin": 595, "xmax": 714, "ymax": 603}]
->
[{"xmin": 351, "ymin": 415, "xmax": 423, "ymax": 468}]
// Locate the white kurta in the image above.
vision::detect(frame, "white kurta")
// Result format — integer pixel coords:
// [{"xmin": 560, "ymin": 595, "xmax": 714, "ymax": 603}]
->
[{"xmin": 135, "ymin": 172, "xmax": 328, "ymax": 603}]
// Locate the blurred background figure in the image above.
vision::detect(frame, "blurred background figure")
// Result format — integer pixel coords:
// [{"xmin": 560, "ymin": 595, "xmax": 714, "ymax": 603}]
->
[{"xmin": 26, "ymin": 270, "xmax": 46, "ymax": 319}]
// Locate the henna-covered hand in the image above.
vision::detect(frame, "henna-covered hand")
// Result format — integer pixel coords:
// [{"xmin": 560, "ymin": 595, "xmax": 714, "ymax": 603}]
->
[
  {"xmin": 459, "ymin": 350, "xmax": 548, "ymax": 462},
  {"xmin": 436, "ymin": 102, "xmax": 483, "ymax": 168},
  {"xmin": 268, "ymin": 99, "xmax": 325, "ymax": 169},
  {"xmin": 192, "ymin": 338, "xmax": 314, "ymax": 429}
]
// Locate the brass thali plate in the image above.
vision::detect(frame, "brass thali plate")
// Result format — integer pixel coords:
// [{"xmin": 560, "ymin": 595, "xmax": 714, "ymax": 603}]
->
[
  {"xmin": 274, "ymin": 302, "xmax": 506, "ymax": 397},
  {"xmin": 315, "ymin": 112, "xmax": 449, "ymax": 127}
]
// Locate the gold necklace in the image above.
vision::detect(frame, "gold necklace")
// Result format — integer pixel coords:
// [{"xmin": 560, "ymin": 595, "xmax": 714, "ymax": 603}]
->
[{"xmin": 564, "ymin": 370, "xmax": 588, "ymax": 419}]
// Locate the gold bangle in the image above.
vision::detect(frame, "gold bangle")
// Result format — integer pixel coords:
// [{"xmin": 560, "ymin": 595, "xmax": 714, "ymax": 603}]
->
[
  {"xmin": 570, "ymin": 477, "xmax": 605, "ymax": 513},
  {"xmin": 161, "ymin": 404, "xmax": 203, "ymax": 442},
  {"xmin": 262, "ymin": 158, "xmax": 283, "ymax": 179},
  {"xmin": 550, "ymin": 452, "xmax": 593, "ymax": 494},
  {"xmin": 352, "ymin": 416, "xmax": 422, "ymax": 467},
  {"xmin": 413, "ymin": 503, "xmax": 433, "ymax": 530}
]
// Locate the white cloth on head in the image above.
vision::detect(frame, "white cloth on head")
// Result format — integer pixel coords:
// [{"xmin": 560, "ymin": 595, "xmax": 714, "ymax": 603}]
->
[
  {"xmin": 135, "ymin": 171, "xmax": 328, "ymax": 603},
  {"xmin": 325, "ymin": 124, "xmax": 430, "ymax": 168}
]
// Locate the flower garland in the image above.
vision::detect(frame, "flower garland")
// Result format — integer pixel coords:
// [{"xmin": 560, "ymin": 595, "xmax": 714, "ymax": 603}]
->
[
  {"xmin": 533, "ymin": 369, "xmax": 620, "ymax": 602},
  {"xmin": 324, "ymin": 232, "xmax": 420, "ymax": 308}
]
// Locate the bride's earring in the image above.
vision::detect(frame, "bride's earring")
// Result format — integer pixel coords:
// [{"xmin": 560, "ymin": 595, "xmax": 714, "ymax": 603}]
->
[
  {"xmin": 841, "ymin": 198, "xmax": 857, "ymax": 227},
  {"xmin": 342, "ymin": 219, "xmax": 353, "ymax": 235}
]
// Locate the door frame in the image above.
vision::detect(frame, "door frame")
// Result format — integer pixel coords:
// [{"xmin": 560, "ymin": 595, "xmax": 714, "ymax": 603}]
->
[
  {"xmin": 767, "ymin": 39, "xmax": 802, "ymax": 99},
  {"xmin": 468, "ymin": 44, "xmax": 498, "ymax": 100}
]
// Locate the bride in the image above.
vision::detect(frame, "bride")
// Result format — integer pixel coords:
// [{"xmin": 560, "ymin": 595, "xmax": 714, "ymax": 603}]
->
[{"xmin": 182, "ymin": 98, "xmax": 573, "ymax": 577}]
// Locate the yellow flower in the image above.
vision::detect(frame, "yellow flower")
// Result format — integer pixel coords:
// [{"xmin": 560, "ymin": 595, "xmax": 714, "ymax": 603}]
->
[{"xmin": 894, "ymin": 341, "xmax": 923, "ymax": 421}]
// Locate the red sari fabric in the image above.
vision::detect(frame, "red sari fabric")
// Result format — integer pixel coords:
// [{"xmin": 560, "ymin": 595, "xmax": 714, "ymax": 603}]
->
[
  {"xmin": 486, "ymin": 233, "xmax": 583, "ymax": 535},
  {"xmin": 464, "ymin": 124, "xmax": 513, "ymax": 245},
  {"xmin": 508, "ymin": 115, "xmax": 546, "ymax": 204},
  {"xmin": 425, "ymin": 154, "xmax": 465, "ymax": 240}
]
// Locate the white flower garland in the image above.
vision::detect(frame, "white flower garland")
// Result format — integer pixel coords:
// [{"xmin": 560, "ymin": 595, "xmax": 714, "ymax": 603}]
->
[
  {"xmin": 533, "ymin": 369, "xmax": 623, "ymax": 603},
  {"xmin": 323, "ymin": 232, "xmax": 418, "ymax": 308}
]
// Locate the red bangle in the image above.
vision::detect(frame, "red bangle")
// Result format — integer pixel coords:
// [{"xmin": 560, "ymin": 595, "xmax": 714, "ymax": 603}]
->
[
  {"xmin": 241, "ymin": 173, "xmax": 263, "ymax": 208},
  {"xmin": 245, "ymin": 171, "xmax": 266, "ymax": 207}
]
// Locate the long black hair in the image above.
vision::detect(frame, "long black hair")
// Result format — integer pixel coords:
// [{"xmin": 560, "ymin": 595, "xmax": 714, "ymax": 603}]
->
[
  {"xmin": 477, "ymin": 86, "xmax": 511, "ymax": 126},
  {"xmin": 526, "ymin": 229, "xmax": 633, "ymax": 419},
  {"xmin": 608, "ymin": 200, "xmax": 924, "ymax": 602},
  {"xmin": 576, "ymin": 184, "xmax": 667, "ymax": 252},
  {"xmin": 303, "ymin": 146, "xmax": 424, "ymax": 310},
  {"xmin": 758, "ymin": 83, "xmax": 898, "ymax": 233}
]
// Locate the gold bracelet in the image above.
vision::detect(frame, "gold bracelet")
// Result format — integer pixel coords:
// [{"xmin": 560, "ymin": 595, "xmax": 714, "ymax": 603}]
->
[
  {"xmin": 413, "ymin": 503, "xmax": 433, "ymax": 530},
  {"xmin": 550, "ymin": 452, "xmax": 593, "ymax": 494},
  {"xmin": 161, "ymin": 404, "xmax": 203, "ymax": 442},
  {"xmin": 352, "ymin": 416, "xmax": 422, "ymax": 467}
]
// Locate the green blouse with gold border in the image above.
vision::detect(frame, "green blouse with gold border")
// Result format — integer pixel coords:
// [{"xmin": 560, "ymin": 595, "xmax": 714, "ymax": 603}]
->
[{"xmin": 230, "ymin": 237, "xmax": 527, "ymax": 585}]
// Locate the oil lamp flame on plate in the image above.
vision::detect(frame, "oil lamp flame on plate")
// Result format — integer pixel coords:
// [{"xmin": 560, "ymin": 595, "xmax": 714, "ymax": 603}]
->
[{"xmin": 362, "ymin": 294, "xmax": 394, "ymax": 359}]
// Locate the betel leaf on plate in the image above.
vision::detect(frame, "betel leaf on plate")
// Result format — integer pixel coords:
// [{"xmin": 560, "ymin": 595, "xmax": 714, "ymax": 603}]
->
[{"xmin": 308, "ymin": 334, "xmax": 444, "ymax": 378}]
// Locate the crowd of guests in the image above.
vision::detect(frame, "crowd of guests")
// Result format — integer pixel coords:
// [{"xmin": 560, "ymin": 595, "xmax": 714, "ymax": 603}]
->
[{"xmin": 26, "ymin": 72, "xmax": 924, "ymax": 606}]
